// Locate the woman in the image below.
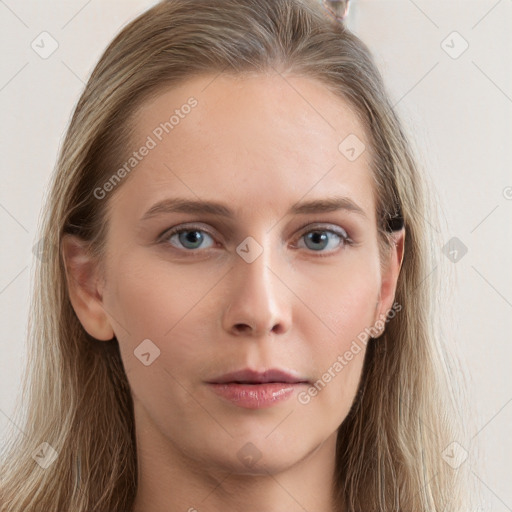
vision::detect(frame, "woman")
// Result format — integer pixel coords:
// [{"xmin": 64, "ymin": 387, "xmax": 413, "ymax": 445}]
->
[{"xmin": 0, "ymin": 0, "xmax": 472, "ymax": 510}]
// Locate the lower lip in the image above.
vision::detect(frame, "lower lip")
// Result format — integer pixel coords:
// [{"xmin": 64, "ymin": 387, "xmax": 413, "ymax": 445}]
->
[{"xmin": 207, "ymin": 382, "xmax": 306, "ymax": 409}]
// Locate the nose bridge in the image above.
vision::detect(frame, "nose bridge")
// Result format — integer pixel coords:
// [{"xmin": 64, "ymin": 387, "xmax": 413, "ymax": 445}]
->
[
  {"xmin": 241, "ymin": 236, "xmax": 276, "ymax": 299},
  {"xmin": 223, "ymin": 232, "xmax": 290, "ymax": 336}
]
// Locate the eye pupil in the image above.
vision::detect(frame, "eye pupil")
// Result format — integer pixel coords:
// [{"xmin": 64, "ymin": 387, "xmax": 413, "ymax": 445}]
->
[
  {"xmin": 305, "ymin": 231, "xmax": 329, "ymax": 251},
  {"xmin": 179, "ymin": 230, "xmax": 203, "ymax": 249}
]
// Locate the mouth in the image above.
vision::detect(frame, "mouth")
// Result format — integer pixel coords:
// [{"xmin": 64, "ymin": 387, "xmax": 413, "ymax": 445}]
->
[{"xmin": 205, "ymin": 368, "xmax": 310, "ymax": 409}]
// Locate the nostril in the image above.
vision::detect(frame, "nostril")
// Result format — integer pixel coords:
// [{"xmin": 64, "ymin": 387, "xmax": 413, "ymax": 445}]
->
[{"xmin": 233, "ymin": 323, "xmax": 251, "ymax": 333}]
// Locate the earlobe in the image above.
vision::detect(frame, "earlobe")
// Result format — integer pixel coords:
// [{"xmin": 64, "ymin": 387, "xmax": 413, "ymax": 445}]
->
[{"xmin": 61, "ymin": 234, "xmax": 114, "ymax": 341}]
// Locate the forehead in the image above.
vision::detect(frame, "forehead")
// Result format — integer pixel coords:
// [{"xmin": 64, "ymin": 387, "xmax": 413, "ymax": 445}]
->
[{"xmin": 109, "ymin": 72, "xmax": 376, "ymax": 224}]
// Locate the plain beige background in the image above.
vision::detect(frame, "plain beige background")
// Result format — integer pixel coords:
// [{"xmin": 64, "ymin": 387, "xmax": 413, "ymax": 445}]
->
[{"xmin": 1, "ymin": 0, "xmax": 511, "ymax": 509}]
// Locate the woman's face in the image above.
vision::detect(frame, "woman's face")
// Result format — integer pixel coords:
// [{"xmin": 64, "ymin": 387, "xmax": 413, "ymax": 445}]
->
[{"xmin": 67, "ymin": 73, "xmax": 403, "ymax": 476}]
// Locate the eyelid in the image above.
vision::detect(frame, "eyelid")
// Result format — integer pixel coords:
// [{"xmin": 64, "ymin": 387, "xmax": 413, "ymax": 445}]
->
[
  {"xmin": 294, "ymin": 220, "xmax": 350, "ymax": 238},
  {"xmin": 158, "ymin": 222, "xmax": 217, "ymax": 241}
]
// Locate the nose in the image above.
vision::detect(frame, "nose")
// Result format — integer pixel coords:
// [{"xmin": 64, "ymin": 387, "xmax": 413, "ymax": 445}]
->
[{"xmin": 221, "ymin": 239, "xmax": 292, "ymax": 338}]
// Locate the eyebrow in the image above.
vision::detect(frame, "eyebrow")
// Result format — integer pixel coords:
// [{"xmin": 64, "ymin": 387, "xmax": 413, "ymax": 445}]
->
[{"xmin": 140, "ymin": 195, "xmax": 368, "ymax": 222}]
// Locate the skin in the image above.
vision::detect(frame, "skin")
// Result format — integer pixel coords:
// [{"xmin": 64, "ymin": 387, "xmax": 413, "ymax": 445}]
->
[{"xmin": 62, "ymin": 72, "xmax": 404, "ymax": 512}]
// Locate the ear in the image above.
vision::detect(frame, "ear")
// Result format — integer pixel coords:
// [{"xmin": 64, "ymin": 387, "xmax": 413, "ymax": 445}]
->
[
  {"xmin": 61, "ymin": 234, "xmax": 114, "ymax": 341},
  {"xmin": 374, "ymin": 227, "xmax": 405, "ymax": 332}
]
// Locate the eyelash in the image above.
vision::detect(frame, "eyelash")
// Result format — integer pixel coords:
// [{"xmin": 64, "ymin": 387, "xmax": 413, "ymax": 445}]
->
[{"xmin": 158, "ymin": 222, "xmax": 355, "ymax": 257}]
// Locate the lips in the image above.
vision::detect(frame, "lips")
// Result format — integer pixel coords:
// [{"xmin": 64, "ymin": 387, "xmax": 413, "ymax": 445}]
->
[
  {"xmin": 206, "ymin": 368, "xmax": 310, "ymax": 409},
  {"xmin": 206, "ymin": 368, "xmax": 310, "ymax": 385}
]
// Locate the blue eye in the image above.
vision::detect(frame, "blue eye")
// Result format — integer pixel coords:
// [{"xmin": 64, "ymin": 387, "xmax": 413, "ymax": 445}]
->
[
  {"xmin": 297, "ymin": 228, "xmax": 351, "ymax": 252},
  {"xmin": 159, "ymin": 224, "xmax": 353, "ymax": 254},
  {"xmin": 163, "ymin": 227, "xmax": 216, "ymax": 250}
]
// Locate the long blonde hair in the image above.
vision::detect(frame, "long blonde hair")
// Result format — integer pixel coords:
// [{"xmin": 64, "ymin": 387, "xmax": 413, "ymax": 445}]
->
[{"xmin": 0, "ymin": 0, "xmax": 473, "ymax": 510}]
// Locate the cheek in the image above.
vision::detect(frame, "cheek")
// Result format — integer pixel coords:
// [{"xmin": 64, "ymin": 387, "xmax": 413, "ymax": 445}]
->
[
  {"xmin": 325, "ymin": 284, "xmax": 378, "ymax": 344},
  {"xmin": 107, "ymin": 252, "xmax": 214, "ymax": 338},
  {"xmin": 295, "ymin": 260, "xmax": 379, "ymax": 414},
  {"xmin": 103, "ymin": 260, "xmax": 214, "ymax": 438},
  {"xmin": 296, "ymin": 254, "xmax": 380, "ymax": 345},
  {"xmin": 104, "ymin": 252, "xmax": 218, "ymax": 383}
]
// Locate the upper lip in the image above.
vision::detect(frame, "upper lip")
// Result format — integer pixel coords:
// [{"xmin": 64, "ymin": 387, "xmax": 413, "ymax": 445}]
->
[{"xmin": 207, "ymin": 368, "xmax": 310, "ymax": 384}]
